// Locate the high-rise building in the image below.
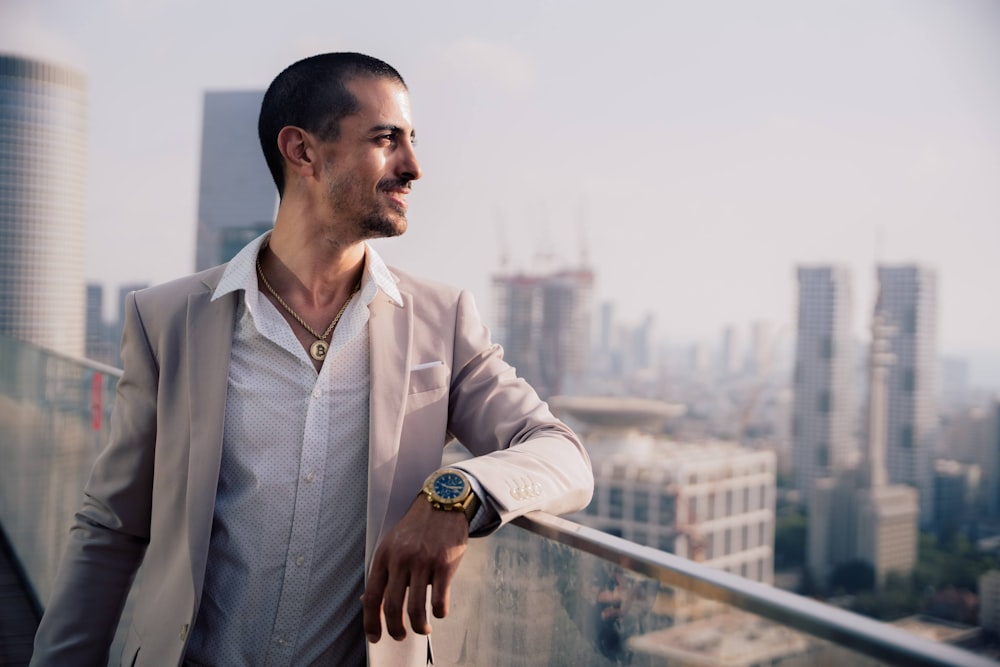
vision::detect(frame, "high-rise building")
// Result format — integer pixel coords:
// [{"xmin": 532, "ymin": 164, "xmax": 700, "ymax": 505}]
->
[
  {"xmin": 942, "ymin": 399, "xmax": 1000, "ymax": 517},
  {"xmin": 747, "ymin": 320, "xmax": 773, "ymax": 379},
  {"xmin": 980, "ymin": 570, "xmax": 1000, "ymax": 636},
  {"xmin": 932, "ymin": 459, "xmax": 981, "ymax": 540},
  {"xmin": 877, "ymin": 264, "xmax": 939, "ymax": 523},
  {"xmin": 720, "ymin": 324, "xmax": 741, "ymax": 377},
  {"xmin": 853, "ymin": 309, "xmax": 918, "ymax": 586},
  {"xmin": 0, "ymin": 54, "xmax": 87, "ymax": 357},
  {"xmin": 492, "ymin": 268, "xmax": 593, "ymax": 398},
  {"xmin": 85, "ymin": 283, "xmax": 116, "ymax": 365},
  {"xmin": 791, "ymin": 266, "xmax": 855, "ymax": 502},
  {"xmin": 194, "ymin": 91, "xmax": 275, "ymax": 272},
  {"xmin": 809, "ymin": 301, "xmax": 918, "ymax": 588}
]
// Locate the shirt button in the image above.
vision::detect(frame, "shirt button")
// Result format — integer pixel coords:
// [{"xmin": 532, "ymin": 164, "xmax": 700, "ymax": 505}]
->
[
  {"xmin": 295, "ymin": 555, "xmax": 305, "ymax": 567},
  {"xmin": 305, "ymin": 472, "xmax": 316, "ymax": 483},
  {"xmin": 275, "ymin": 636, "xmax": 287, "ymax": 646},
  {"xmin": 312, "ymin": 388, "xmax": 322, "ymax": 398}
]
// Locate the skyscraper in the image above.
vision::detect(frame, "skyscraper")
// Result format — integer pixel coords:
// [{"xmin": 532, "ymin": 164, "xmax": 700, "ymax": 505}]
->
[
  {"xmin": 0, "ymin": 54, "xmax": 87, "ymax": 357},
  {"xmin": 492, "ymin": 267, "xmax": 593, "ymax": 398},
  {"xmin": 853, "ymin": 307, "xmax": 918, "ymax": 586},
  {"xmin": 808, "ymin": 300, "xmax": 918, "ymax": 588},
  {"xmin": 194, "ymin": 91, "xmax": 275, "ymax": 271},
  {"xmin": 877, "ymin": 264, "xmax": 939, "ymax": 523},
  {"xmin": 791, "ymin": 266, "xmax": 854, "ymax": 502}
]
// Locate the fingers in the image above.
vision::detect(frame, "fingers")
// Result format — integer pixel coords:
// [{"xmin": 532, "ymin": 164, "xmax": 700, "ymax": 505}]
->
[
  {"xmin": 405, "ymin": 580, "xmax": 431, "ymax": 637},
  {"xmin": 361, "ymin": 501, "xmax": 470, "ymax": 643},
  {"xmin": 430, "ymin": 562, "xmax": 454, "ymax": 620},
  {"xmin": 360, "ymin": 553, "xmax": 434, "ymax": 643},
  {"xmin": 360, "ymin": 559, "xmax": 388, "ymax": 644}
]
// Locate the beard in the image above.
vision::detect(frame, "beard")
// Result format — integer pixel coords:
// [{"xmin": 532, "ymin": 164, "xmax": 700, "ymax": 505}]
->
[
  {"xmin": 330, "ymin": 175, "xmax": 410, "ymax": 241},
  {"xmin": 357, "ymin": 207, "xmax": 407, "ymax": 240}
]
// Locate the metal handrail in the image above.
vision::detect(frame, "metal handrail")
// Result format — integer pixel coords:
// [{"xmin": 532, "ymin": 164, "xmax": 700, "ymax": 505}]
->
[{"xmin": 515, "ymin": 512, "xmax": 995, "ymax": 667}]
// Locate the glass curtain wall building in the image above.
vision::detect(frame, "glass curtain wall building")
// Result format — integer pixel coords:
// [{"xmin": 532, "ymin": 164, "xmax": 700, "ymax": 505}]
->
[
  {"xmin": 791, "ymin": 265, "xmax": 855, "ymax": 503},
  {"xmin": 194, "ymin": 90, "xmax": 276, "ymax": 272},
  {"xmin": 0, "ymin": 54, "xmax": 87, "ymax": 357}
]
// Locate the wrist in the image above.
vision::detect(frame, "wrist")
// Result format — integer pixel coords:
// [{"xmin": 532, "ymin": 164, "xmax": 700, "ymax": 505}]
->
[{"xmin": 421, "ymin": 468, "xmax": 480, "ymax": 524}]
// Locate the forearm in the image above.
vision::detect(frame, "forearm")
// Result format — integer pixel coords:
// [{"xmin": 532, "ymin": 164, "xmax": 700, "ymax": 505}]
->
[{"xmin": 445, "ymin": 290, "xmax": 594, "ymax": 530}]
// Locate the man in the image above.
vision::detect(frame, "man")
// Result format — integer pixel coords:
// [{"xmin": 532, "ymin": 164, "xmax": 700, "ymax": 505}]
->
[{"xmin": 31, "ymin": 53, "xmax": 592, "ymax": 666}]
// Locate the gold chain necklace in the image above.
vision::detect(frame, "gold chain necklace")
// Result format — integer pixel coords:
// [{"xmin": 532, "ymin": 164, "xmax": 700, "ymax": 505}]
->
[{"xmin": 256, "ymin": 254, "xmax": 360, "ymax": 362}]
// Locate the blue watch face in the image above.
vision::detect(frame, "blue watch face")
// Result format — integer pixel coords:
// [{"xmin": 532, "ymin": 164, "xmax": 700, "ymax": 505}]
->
[{"xmin": 433, "ymin": 472, "xmax": 467, "ymax": 501}]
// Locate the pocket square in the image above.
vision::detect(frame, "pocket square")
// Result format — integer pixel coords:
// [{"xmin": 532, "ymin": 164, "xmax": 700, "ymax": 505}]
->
[{"xmin": 410, "ymin": 360, "xmax": 444, "ymax": 371}]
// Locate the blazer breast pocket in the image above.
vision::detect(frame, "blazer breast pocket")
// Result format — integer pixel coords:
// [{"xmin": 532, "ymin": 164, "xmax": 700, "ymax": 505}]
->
[
  {"xmin": 406, "ymin": 363, "xmax": 451, "ymax": 416},
  {"xmin": 408, "ymin": 362, "xmax": 449, "ymax": 395}
]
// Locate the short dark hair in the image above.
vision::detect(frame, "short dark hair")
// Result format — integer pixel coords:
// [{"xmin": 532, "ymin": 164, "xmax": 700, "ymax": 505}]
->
[{"xmin": 258, "ymin": 52, "xmax": 406, "ymax": 196}]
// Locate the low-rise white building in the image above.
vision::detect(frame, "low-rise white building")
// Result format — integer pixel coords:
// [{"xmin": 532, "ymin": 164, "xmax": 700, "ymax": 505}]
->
[{"xmin": 553, "ymin": 396, "xmax": 777, "ymax": 585}]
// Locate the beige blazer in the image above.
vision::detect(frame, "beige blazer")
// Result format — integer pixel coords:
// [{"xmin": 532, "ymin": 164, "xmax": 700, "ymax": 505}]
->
[{"xmin": 31, "ymin": 264, "xmax": 593, "ymax": 667}]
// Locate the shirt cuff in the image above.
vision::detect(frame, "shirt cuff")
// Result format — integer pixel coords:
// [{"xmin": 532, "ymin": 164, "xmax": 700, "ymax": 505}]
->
[{"xmin": 463, "ymin": 473, "xmax": 499, "ymax": 534}]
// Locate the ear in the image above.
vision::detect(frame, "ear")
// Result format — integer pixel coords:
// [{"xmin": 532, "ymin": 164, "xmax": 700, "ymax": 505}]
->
[{"xmin": 276, "ymin": 126, "xmax": 317, "ymax": 181}]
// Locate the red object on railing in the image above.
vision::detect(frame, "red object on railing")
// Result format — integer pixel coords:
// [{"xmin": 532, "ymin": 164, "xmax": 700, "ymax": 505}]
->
[{"xmin": 90, "ymin": 372, "xmax": 103, "ymax": 431}]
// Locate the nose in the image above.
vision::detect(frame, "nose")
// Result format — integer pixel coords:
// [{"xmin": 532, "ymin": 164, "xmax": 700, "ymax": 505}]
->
[{"xmin": 397, "ymin": 139, "xmax": 422, "ymax": 182}]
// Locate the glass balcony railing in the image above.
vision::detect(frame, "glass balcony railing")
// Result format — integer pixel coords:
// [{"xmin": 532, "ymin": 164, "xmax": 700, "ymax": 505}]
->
[{"xmin": 0, "ymin": 334, "xmax": 993, "ymax": 666}]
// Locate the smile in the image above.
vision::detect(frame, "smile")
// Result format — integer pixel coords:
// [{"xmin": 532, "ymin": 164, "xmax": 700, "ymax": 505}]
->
[{"xmin": 382, "ymin": 188, "xmax": 409, "ymax": 209}]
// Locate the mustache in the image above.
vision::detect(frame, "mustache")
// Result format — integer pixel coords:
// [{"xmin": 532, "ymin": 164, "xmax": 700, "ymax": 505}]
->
[{"xmin": 377, "ymin": 178, "xmax": 411, "ymax": 192}]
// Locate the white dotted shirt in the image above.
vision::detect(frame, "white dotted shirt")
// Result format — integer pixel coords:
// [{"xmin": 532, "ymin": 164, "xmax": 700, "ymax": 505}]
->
[{"xmin": 185, "ymin": 232, "xmax": 402, "ymax": 666}]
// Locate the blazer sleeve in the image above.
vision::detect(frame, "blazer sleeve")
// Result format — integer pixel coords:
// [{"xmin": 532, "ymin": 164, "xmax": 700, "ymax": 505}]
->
[
  {"xmin": 31, "ymin": 291, "xmax": 157, "ymax": 666},
  {"xmin": 443, "ymin": 289, "xmax": 593, "ymax": 533}
]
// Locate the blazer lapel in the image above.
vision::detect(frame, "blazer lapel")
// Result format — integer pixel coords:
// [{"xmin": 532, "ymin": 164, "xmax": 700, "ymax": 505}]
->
[
  {"xmin": 365, "ymin": 288, "xmax": 412, "ymax": 569},
  {"xmin": 185, "ymin": 282, "xmax": 237, "ymax": 593}
]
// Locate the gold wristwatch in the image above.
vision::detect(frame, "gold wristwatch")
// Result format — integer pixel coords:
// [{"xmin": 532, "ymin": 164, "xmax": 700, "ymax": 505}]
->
[{"xmin": 422, "ymin": 468, "xmax": 480, "ymax": 523}]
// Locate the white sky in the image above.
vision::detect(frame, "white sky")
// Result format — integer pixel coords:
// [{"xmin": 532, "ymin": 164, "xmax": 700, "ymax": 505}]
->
[{"xmin": 3, "ymin": 0, "xmax": 999, "ymax": 381}]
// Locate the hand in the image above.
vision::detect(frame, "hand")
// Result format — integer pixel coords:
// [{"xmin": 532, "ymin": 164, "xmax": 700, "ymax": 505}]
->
[{"xmin": 360, "ymin": 497, "xmax": 469, "ymax": 643}]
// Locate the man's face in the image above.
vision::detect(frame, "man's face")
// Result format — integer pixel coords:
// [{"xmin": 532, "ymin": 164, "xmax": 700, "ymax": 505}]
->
[{"xmin": 315, "ymin": 76, "xmax": 421, "ymax": 240}]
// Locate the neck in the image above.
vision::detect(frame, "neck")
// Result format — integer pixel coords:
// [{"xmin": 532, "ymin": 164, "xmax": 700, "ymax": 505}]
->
[{"xmin": 263, "ymin": 214, "xmax": 366, "ymax": 310}]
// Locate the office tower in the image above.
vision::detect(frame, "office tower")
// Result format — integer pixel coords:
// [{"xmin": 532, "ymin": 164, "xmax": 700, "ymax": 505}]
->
[
  {"xmin": 194, "ymin": 91, "xmax": 275, "ymax": 271},
  {"xmin": 980, "ymin": 571, "xmax": 1000, "ymax": 635},
  {"xmin": 492, "ymin": 267, "xmax": 593, "ymax": 398},
  {"xmin": 877, "ymin": 264, "xmax": 939, "ymax": 523},
  {"xmin": 557, "ymin": 397, "xmax": 776, "ymax": 586},
  {"xmin": 809, "ymin": 303, "xmax": 918, "ymax": 588},
  {"xmin": 85, "ymin": 283, "xmax": 115, "ymax": 365},
  {"xmin": 791, "ymin": 266, "xmax": 854, "ymax": 502},
  {"xmin": 85, "ymin": 284, "xmax": 104, "ymax": 346},
  {"xmin": 943, "ymin": 399, "xmax": 1000, "ymax": 517},
  {"xmin": 853, "ymin": 309, "xmax": 918, "ymax": 586},
  {"xmin": 748, "ymin": 320, "xmax": 773, "ymax": 378},
  {"xmin": 720, "ymin": 324, "xmax": 741, "ymax": 377},
  {"xmin": 991, "ymin": 399, "xmax": 1000, "ymax": 517},
  {"xmin": 932, "ymin": 459, "xmax": 981, "ymax": 540},
  {"xmin": 0, "ymin": 54, "xmax": 87, "ymax": 357}
]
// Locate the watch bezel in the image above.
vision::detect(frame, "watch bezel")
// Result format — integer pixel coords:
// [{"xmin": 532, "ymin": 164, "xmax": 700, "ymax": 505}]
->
[
  {"xmin": 422, "ymin": 468, "xmax": 480, "ymax": 522},
  {"xmin": 424, "ymin": 468, "xmax": 472, "ymax": 507}
]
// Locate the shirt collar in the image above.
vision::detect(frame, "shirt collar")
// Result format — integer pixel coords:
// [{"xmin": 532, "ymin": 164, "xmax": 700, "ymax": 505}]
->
[{"xmin": 212, "ymin": 231, "xmax": 403, "ymax": 308}]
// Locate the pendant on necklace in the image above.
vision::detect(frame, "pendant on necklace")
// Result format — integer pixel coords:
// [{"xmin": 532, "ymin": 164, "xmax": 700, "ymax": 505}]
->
[{"xmin": 310, "ymin": 339, "xmax": 329, "ymax": 361}]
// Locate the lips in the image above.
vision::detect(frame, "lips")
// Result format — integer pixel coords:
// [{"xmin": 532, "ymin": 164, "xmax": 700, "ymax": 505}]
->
[{"xmin": 379, "ymin": 180, "xmax": 411, "ymax": 210}]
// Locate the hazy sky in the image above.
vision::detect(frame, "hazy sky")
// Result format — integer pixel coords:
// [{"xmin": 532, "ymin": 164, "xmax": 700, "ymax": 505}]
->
[{"xmin": 3, "ymin": 1, "xmax": 999, "ymax": 380}]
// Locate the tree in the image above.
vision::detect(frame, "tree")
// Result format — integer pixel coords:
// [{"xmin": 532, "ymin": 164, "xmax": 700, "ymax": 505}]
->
[
  {"xmin": 774, "ymin": 511, "xmax": 807, "ymax": 568},
  {"xmin": 829, "ymin": 560, "xmax": 875, "ymax": 595}
]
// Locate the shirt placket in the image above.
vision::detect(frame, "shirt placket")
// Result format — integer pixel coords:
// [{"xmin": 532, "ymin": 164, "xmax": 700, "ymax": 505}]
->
[{"xmin": 265, "ymin": 369, "xmax": 330, "ymax": 666}]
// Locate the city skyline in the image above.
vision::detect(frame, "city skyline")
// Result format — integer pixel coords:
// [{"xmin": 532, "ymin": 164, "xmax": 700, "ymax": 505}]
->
[{"xmin": 2, "ymin": 1, "xmax": 998, "ymax": 383}]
